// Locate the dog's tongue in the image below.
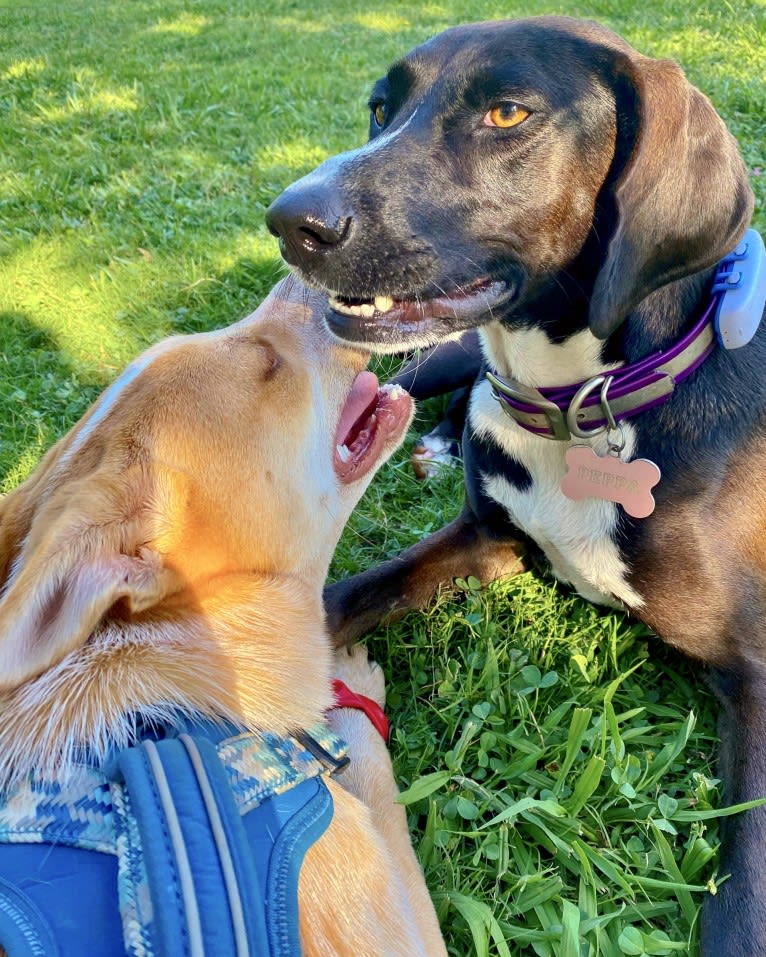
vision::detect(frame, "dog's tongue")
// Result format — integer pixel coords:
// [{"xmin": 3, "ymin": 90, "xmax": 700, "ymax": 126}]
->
[
  {"xmin": 334, "ymin": 370, "xmax": 413, "ymax": 483},
  {"xmin": 335, "ymin": 371, "xmax": 379, "ymax": 446}
]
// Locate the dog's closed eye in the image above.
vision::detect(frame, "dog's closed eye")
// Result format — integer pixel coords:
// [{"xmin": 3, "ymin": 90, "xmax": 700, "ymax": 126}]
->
[
  {"xmin": 229, "ymin": 334, "xmax": 282, "ymax": 381},
  {"xmin": 254, "ymin": 338, "xmax": 282, "ymax": 381}
]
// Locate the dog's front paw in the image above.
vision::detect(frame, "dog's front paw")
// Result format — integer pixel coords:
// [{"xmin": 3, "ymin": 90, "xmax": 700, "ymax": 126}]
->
[
  {"xmin": 324, "ymin": 578, "xmax": 391, "ymax": 647},
  {"xmin": 411, "ymin": 430, "xmax": 459, "ymax": 480},
  {"xmin": 333, "ymin": 644, "xmax": 385, "ymax": 708}
]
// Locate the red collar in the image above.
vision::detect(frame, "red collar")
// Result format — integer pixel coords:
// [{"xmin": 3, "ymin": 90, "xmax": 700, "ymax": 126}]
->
[{"xmin": 331, "ymin": 679, "xmax": 389, "ymax": 741}]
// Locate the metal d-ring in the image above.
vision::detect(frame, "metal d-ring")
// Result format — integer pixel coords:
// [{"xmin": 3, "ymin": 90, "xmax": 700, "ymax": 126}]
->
[{"xmin": 566, "ymin": 374, "xmax": 617, "ymax": 439}]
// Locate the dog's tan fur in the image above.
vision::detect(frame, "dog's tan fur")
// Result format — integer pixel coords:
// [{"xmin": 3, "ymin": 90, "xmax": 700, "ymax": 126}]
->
[{"xmin": 0, "ymin": 277, "xmax": 446, "ymax": 957}]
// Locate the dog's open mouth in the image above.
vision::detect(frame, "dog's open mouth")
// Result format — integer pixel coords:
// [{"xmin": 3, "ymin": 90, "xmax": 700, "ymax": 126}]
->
[
  {"xmin": 334, "ymin": 371, "xmax": 413, "ymax": 483},
  {"xmin": 326, "ymin": 278, "xmax": 509, "ymax": 347}
]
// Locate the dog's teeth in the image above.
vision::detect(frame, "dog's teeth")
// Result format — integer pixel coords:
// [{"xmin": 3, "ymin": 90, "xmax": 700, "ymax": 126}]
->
[
  {"xmin": 329, "ymin": 296, "xmax": 381, "ymax": 318},
  {"xmin": 329, "ymin": 296, "xmax": 355, "ymax": 316},
  {"xmin": 374, "ymin": 295, "xmax": 394, "ymax": 313},
  {"xmin": 336, "ymin": 444, "xmax": 351, "ymax": 462},
  {"xmin": 382, "ymin": 383, "xmax": 405, "ymax": 400}
]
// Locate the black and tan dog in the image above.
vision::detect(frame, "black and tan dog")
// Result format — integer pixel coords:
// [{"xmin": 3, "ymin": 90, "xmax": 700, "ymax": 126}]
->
[{"xmin": 265, "ymin": 16, "xmax": 766, "ymax": 956}]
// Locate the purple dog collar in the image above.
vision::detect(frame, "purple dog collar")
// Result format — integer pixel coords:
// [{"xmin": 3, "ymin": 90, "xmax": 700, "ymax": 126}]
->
[
  {"xmin": 487, "ymin": 229, "xmax": 766, "ymax": 441},
  {"xmin": 487, "ymin": 296, "xmax": 718, "ymax": 441}
]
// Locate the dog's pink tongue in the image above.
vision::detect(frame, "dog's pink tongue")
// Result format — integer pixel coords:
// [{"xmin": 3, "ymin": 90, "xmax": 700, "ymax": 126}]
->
[{"xmin": 335, "ymin": 371, "xmax": 379, "ymax": 445}]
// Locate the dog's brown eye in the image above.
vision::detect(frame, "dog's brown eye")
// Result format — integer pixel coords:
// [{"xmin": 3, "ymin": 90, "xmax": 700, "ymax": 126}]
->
[
  {"xmin": 484, "ymin": 103, "xmax": 529, "ymax": 129},
  {"xmin": 372, "ymin": 103, "xmax": 386, "ymax": 127}
]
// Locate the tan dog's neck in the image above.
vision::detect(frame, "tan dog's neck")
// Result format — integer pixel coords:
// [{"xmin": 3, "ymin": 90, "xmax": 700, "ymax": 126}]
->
[{"xmin": 0, "ymin": 574, "xmax": 333, "ymax": 789}]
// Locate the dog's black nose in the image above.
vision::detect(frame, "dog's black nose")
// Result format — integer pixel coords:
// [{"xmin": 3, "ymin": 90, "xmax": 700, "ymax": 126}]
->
[{"xmin": 266, "ymin": 188, "xmax": 352, "ymax": 269}]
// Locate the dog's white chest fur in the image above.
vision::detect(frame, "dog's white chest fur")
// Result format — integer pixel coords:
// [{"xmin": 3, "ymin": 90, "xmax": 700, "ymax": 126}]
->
[{"xmin": 471, "ymin": 325, "xmax": 645, "ymax": 610}]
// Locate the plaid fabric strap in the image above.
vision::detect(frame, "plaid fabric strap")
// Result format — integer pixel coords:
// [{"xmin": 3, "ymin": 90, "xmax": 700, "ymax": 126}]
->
[
  {"xmin": 0, "ymin": 723, "xmax": 346, "ymax": 853},
  {"xmin": 0, "ymin": 723, "xmax": 346, "ymax": 957}
]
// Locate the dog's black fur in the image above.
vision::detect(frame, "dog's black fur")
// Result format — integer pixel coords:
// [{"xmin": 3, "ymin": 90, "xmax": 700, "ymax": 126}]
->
[{"xmin": 266, "ymin": 17, "xmax": 764, "ymax": 955}]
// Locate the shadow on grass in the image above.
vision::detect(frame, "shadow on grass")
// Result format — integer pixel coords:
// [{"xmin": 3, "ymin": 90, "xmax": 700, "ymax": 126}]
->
[
  {"xmin": 0, "ymin": 246, "xmax": 286, "ymax": 488},
  {"xmin": 170, "ymin": 255, "xmax": 288, "ymax": 334},
  {"xmin": 0, "ymin": 311, "xmax": 103, "ymax": 488}
]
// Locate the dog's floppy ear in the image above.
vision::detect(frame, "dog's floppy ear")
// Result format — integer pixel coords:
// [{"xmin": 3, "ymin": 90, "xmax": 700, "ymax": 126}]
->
[
  {"xmin": 0, "ymin": 478, "xmax": 182, "ymax": 692},
  {"xmin": 589, "ymin": 55, "xmax": 754, "ymax": 339}
]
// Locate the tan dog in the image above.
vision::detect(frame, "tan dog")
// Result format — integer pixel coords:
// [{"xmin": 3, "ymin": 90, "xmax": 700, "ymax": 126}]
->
[{"xmin": 0, "ymin": 278, "xmax": 446, "ymax": 957}]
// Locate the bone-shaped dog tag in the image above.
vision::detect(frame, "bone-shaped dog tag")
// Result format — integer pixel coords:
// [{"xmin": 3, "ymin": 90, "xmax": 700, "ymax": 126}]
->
[{"xmin": 561, "ymin": 445, "xmax": 661, "ymax": 519}]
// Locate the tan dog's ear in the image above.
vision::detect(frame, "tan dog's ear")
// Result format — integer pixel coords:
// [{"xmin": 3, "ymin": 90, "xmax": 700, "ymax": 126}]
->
[
  {"xmin": 0, "ymin": 493, "xmax": 181, "ymax": 692},
  {"xmin": 589, "ymin": 55, "xmax": 754, "ymax": 339}
]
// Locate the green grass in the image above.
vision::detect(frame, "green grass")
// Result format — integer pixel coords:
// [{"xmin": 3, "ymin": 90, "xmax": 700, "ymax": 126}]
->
[{"xmin": 1, "ymin": 1, "xmax": 765, "ymax": 954}]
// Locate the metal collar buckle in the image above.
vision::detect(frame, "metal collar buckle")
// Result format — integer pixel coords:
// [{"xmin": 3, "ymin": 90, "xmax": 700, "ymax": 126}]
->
[
  {"xmin": 486, "ymin": 371, "xmax": 570, "ymax": 440},
  {"xmin": 567, "ymin": 375, "xmax": 614, "ymax": 437},
  {"xmin": 567, "ymin": 375, "xmax": 627, "ymax": 453}
]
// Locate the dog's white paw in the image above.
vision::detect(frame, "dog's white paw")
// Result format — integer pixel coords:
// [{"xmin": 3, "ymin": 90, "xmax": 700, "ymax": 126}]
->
[
  {"xmin": 411, "ymin": 431, "xmax": 458, "ymax": 479},
  {"xmin": 333, "ymin": 644, "xmax": 385, "ymax": 707}
]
